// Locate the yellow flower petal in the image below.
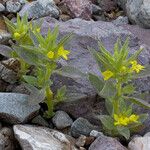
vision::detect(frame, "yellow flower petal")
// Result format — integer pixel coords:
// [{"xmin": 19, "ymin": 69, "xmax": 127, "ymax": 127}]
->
[
  {"xmin": 129, "ymin": 114, "xmax": 139, "ymax": 123},
  {"xmin": 47, "ymin": 51, "xmax": 54, "ymax": 59},
  {"xmin": 102, "ymin": 70, "xmax": 114, "ymax": 80},
  {"xmin": 58, "ymin": 46, "xmax": 70, "ymax": 60},
  {"xmin": 130, "ymin": 60, "xmax": 145, "ymax": 73}
]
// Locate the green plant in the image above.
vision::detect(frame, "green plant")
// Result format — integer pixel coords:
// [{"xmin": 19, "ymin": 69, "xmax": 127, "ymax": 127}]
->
[
  {"xmin": 88, "ymin": 38, "xmax": 150, "ymax": 139},
  {"xmin": 5, "ymin": 14, "xmax": 72, "ymax": 118},
  {"xmin": 4, "ymin": 14, "xmax": 42, "ymax": 78}
]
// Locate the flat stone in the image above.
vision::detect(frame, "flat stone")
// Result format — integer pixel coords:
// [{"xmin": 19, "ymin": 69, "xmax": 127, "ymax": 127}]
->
[
  {"xmin": 112, "ymin": 16, "xmax": 129, "ymax": 26},
  {"xmin": 0, "ymin": 93, "xmax": 39, "ymax": 124},
  {"xmin": 71, "ymin": 117, "xmax": 99, "ymax": 138},
  {"xmin": 89, "ymin": 135, "xmax": 127, "ymax": 150},
  {"xmin": 128, "ymin": 136, "xmax": 150, "ymax": 150},
  {"xmin": 13, "ymin": 125, "xmax": 78, "ymax": 150},
  {"xmin": 19, "ymin": 0, "xmax": 59, "ymax": 19},
  {"xmin": 0, "ymin": 44, "xmax": 12, "ymax": 58},
  {"xmin": 52, "ymin": 111, "xmax": 73, "ymax": 129},
  {"xmin": 0, "ymin": 30, "xmax": 11, "ymax": 44},
  {"xmin": 90, "ymin": 130, "xmax": 104, "ymax": 138}
]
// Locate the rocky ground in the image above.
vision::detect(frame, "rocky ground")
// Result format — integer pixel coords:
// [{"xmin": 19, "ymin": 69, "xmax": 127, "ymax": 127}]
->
[{"xmin": 0, "ymin": 0, "xmax": 150, "ymax": 150}]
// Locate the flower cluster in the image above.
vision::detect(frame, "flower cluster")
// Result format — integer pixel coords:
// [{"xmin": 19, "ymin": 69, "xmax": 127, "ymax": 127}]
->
[{"xmin": 114, "ymin": 114, "xmax": 139, "ymax": 126}]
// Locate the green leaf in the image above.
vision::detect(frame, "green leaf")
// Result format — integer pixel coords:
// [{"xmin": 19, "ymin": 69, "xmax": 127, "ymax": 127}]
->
[
  {"xmin": 117, "ymin": 126, "xmax": 130, "ymax": 140},
  {"xmin": 23, "ymin": 75, "xmax": 38, "ymax": 87},
  {"xmin": 122, "ymin": 84, "xmax": 135, "ymax": 95},
  {"xmin": 124, "ymin": 96, "xmax": 150, "ymax": 109},
  {"xmin": 55, "ymin": 86, "xmax": 67, "ymax": 103},
  {"xmin": 100, "ymin": 80, "xmax": 116, "ymax": 98},
  {"xmin": 139, "ymin": 114, "xmax": 149, "ymax": 123},
  {"xmin": 54, "ymin": 66, "xmax": 86, "ymax": 78},
  {"xmin": 88, "ymin": 73, "xmax": 104, "ymax": 94},
  {"xmin": 105, "ymin": 98, "xmax": 113, "ymax": 115},
  {"xmin": 100, "ymin": 115, "xmax": 115, "ymax": 130}
]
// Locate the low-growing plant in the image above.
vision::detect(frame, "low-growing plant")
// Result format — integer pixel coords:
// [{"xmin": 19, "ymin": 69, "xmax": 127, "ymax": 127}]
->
[
  {"xmin": 4, "ymin": 14, "xmax": 42, "ymax": 78},
  {"xmin": 88, "ymin": 38, "xmax": 150, "ymax": 139},
  {"xmin": 4, "ymin": 14, "xmax": 72, "ymax": 118}
]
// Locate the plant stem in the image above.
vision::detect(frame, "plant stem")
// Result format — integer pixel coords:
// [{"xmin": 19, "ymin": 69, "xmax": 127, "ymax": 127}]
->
[
  {"xmin": 114, "ymin": 80, "xmax": 122, "ymax": 114},
  {"xmin": 45, "ymin": 86, "xmax": 54, "ymax": 118}
]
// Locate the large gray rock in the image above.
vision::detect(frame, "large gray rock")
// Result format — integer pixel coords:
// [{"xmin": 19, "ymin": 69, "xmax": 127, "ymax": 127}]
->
[
  {"xmin": 13, "ymin": 125, "xmax": 78, "ymax": 150},
  {"xmin": 40, "ymin": 17, "xmax": 150, "ymax": 129},
  {"xmin": 0, "ymin": 93, "xmax": 39, "ymax": 124},
  {"xmin": 89, "ymin": 135, "xmax": 127, "ymax": 150},
  {"xmin": 19, "ymin": 0, "xmax": 59, "ymax": 19},
  {"xmin": 126, "ymin": 0, "xmax": 150, "ymax": 28}
]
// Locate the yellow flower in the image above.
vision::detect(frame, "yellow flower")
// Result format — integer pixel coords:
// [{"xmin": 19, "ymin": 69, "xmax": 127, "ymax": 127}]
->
[
  {"xmin": 102, "ymin": 70, "xmax": 114, "ymax": 80},
  {"xmin": 14, "ymin": 32, "xmax": 21, "ymax": 39},
  {"xmin": 130, "ymin": 60, "xmax": 145, "ymax": 73},
  {"xmin": 114, "ymin": 114, "xmax": 139, "ymax": 126},
  {"xmin": 36, "ymin": 28, "xmax": 40, "ymax": 32},
  {"xmin": 58, "ymin": 46, "xmax": 70, "ymax": 60},
  {"xmin": 114, "ymin": 114, "xmax": 129, "ymax": 126},
  {"xmin": 47, "ymin": 51, "xmax": 54, "ymax": 59},
  {"xmin": 129, "ymin": 114, "xmax": 139, "ymax": 123},
  {"xmin": 120, "ymin": 66, "xmax": 128, "ymax": 74}
]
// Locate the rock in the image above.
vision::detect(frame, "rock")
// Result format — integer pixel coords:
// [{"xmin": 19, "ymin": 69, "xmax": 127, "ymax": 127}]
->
[
  {"xmin": 117, "ymin": 0, "xmax": 127, "ymax": 11},
  {"xmin": 31, "ymin": 115, "xmax": 51, "ymax": 128},
  {"xmin": 6, "ymin": 0, "xmax": 21, "ymax": 13},
  {"xmin": 40, "ymin": 17, "xmax": 150, "ymax": 130},
  {"xmin": 62, "ymin": 0, "xmax": 92, "ymax": 20},
  {"xmin": 60, "ymin": 14, "xmax": 71, "ymax": 21},
  {"xmin": 13, "ymin": 125, "xmax": 78, "ymax": 150},
  {"xmin": 144, "ymin": 132, "xmax": 150, "ymax": 137},
  {"xmin": 71, "ymin": 117, "xmax": 98, "ymax": 138},
  {"xmin": 97, "ymin": 0, "xmax": 117, "ymax": 12},
  {"xmin": 0, "ymin": 3, "xmax": 5, "ymax": 12},
  {"xmin": 0, "ymin": 93, "xmax": 39, "ymax": 124},
  {"xmin": 90, "ymin": 130, "xmax": 104, "ymax": 138},
  {"xmin": 126, "ymin": 0, "xmax": 150, "ymax": 28},
  {"xmin": 19, "ymin": 0, "xmax": 59, "ymax": 19},
  {"xmin": 0, "ymin": 63, "xmax": 18, "ymax": 84},
  {"xmin": 75, "ymin": 135, "xmax": 86, "ymax": 148},
  {"xmin": 112, "ymin": 16, "xmax": 129, "ymax": 26},
  {"xmin": 0, "ymin": 44, "xmax": 12, "ymax": 58},
  {"xmin": 0, "ymin": 30, "xmax": 11, "ymax": 44},
  {"xmin": 0, "ymin": 127, "xmax": 16, "ymax": 150},
  {"xmin": 89, "ymin": 135, "xmax": 127, "ymax": 150},
  {"xmin": 92, "ymin": 4, "xmax": 102, "ymax": 15},
  {"xmin": 52, "ymin": 111, "xmax": 73, "ymax": 129},
  {"xmin": 128, "ymin": 136, "xmax": 150, "ymax": 150}
]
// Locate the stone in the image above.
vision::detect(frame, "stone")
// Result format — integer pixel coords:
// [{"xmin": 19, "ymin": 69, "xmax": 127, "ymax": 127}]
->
[
  {"xmin": 97, "ymin": 0, "xmax": 117, "ymax": 12},
  {"xmin": 0, "ymin": 44, "xmax": 12, "ymax": 58},
  {"xmin": 60, "ymin": 14, "xmax": 71, "ymax": 21},
  {"xmin": 0, "ymin": 3, "xmax": 5, "ymax": 12},
  {"xmin": 117, "ymin": 0, "xmax": 127, "ymax": 11},
  {"xmin": 71, "ymin": 117, "xmax": 98, "ymax": 138},
  {"xmin": 40, "ymin": 17, "xmax": 150, "ymax": 131},
  {"xmin": 92, "ymin": 4, "xmax": 102, "ymax": 15},
  {"xmin": 75, "ymin": 135, "xmax": 86, "ymax": 148},
  {"xmin": 52, "ymin": 111, "xmax": 73, "ymax": 129},
  {"xmin": 0, "ymin": 30, "xmax": 11, "ymax": 44},
  {"xmin": 0, "ymin": 63, "xmax": 18, "ymax": 84},
  {"xmin": 6, "ymin": 0, "xmax": 21, "ymax": 13},
  {"xmin": 112, "ymin": 16, "xmax": 129, "ymax": 26},
  {"xmin": 0, "ymin": 127, "xmax": 16, "ymax": 150},
  {"xmin": 13, "ymin": 125, "xmax": 78, "ymax": 150},
  {"xmin": 62, "ymin": 0, "xmax": 92, "ymax": 20},
  {"xmin": 144, "ymin": 132, "xmax": 150, "ymax": 137},
  {"xmin": 126, "ymin": 0, "xmax": 150, "ymax": 28},
  {"xmin": 0, "ymin": 93, "xmax": 39, "ymax": 124},
  {"xmin": 32, "ymin": 115, "xmax": 51, "ymax": 128},
  {"xmin": 128, "ymin": 136, "xmax": 150, "ymax": 150},
  {"xmin": 89, "ymin": 135, "xmax": 127, "ymax": 150},
  {"xmin": 90, "ymin": 130, "xmax": 104, "ymax": 138},
  {"xmin": 19, "ymin": 0, "xmax": 59, "ymax": 19}
]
